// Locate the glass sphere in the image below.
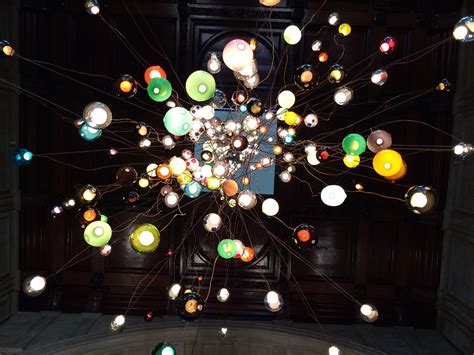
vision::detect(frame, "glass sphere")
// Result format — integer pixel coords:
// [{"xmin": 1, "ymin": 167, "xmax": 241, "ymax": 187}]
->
[
  {"xmin": 279, "ymin": 171, "xmax": 292, "ymax": 183},
  {"xmin": 360, "ymin": 304, "xmax": 379, "ymax": 322},
  {"xmin": 316, "ymin": 147, "xmax": 331, "ymax": 162},
  {"xmin": 405, "ymin": 185, "xmax": 437, "ymax": 215},
  {"xmin": 243, "ymin": 115, "xmax": 261, "ymax": 131},
  {"xmin": 320, "ymin": 185, "xmax": 347, "ymax": 207},
  {"xmin": 338, "ymin": 23, "xmax": 351, "ymax": 36},
  {"xmin": 304, "ymin": 113, "xmax": 318, "ymax": 128},
  {"xmin": 222, "ymin": 179, "xmax": 239, "ymax": 197},
  {"xmin": 175, "ymin": 289, "xmax": 204, "ymax": 322},
  {"xmin": 311, "ymin": 40, "xmax": 322, "ymax": 52},
  {"xmin": 207, "ymin": 52, "xmax": 221, "ymax": 74},
  {"xmin": 231, "ymin": 90, "xmax": 249, "ymax": 105},
  {"xmin": 203, "ymin": 213, "xmax": 222, "ymax": 232},
  {"xmin": 343, "ymin": 154, "xmax": 360, "ymax": 168},
  {"xmin": 372, "ymin": 149, "xmax": 403, "ymax": 177},
  {"xmin": 84, "ymin": 0, "xmax": 100, "ymax": 15},
  {"xmin": 147, "ymin": 77, "xmax": 172, "ymax": 102},
  {"xmin": 210, "ymin": 89, "xmax": 227, "ymax": 108},
  {"xmin": 379, "ymin": 36, "xmax": 396, "ymax": 54},
  {"xmin": 294, "ymin": 64, "xmax": 317, "ymax": 90},
  {"xmin": 84, "ymin": 219, "xmax": 112, "ymax": 247},
  {"xmin": 307, "ymin": 151, "xmax": 320, "ymax": 166},
  {"xmin": 155, "ymin": 164, "xmax": 171, "ymax": 180},
  {"xmin": 164, "ymin": 192, "xmax": 179, "ymax": 208},
  {"xmin": 278, "ymin": 90, "xmax": 296, "ymax": 109},
  {"xmin": 111, "ymin": 315, "xmax": 126, "ymax": 331},
  {"xmin": 0, "ymin": 40, "xmax": 15, "ymax": 56},
  {"xmin": 367, "ymin": 130, "xmax": 392, "ymax": 153},
  {"xmin": 246, "ymin": 98, "xmax": 264, "ymax": 117},
  {"xmin": 163, "ymin": 107, "xmax": 193, "ymax": 136},
  {"xmin": 232, "ymin": 135, "xmax": 248, "ymax": 151},
  {"xmin": 23, "ymin": 275, "xmax": 46, "ymax": 296},
  {"xmin": 334, "ymin": 87, "xmax": 353, "ymax": 105},
  {"xmin": 14, "ymin": 148, "xmax": 33, "ymax": 166},
  {"xmin": 328, "ymin": 64, "xmax": 345, "ymax": 83},
  {"xmin": 237, "ymin": 190, "xmax": 257, "ymax": 210},
  {"xmin": 160, "ymin": 185, "xmax": 173, "ymax": 196},
  {"xmin": 328, "ymin": 12, "xmax": 339, "ymax": 25},
  {"xmin": 259, "ymin": 0, "xmax": 281, "ymax": 5},
  {"xmin": 100, "ymin": 244, "xmax": 112, "ymax": 256},
  {"xmin": 223, "ymin": 39, "xmax": 254, "ymax": 72},
  {"xmin": 169, "ymin": 156, "xmax": 187, "ymax": 176},
  {"xmin": 292, "ymin": 224, "xmax": 318, "ymax": 249},
  {"xmin": 78, "ymin": 124, "xmax": 102, "ymax": 142},
  {"xmin": 207, "ymin": 175, "xmax": 221, "ymax": 190},
  {"xmin": 217, "ymin": 288, "xmax": 230, "ymax": 302},
  {"xmin": 453, "ymin": 142, "xmax": 473, "ymax": 158},
  {"xmin": 342, "ymin": 133, "xmax": 366, "ymax": 155},
  {"xmin": 371, "ymin": 69, "xmax": 388, "ymax": 86},
  {"xmin": 114, "ymin": 74, "xmax": 138, "ymax": 98},
  {"xmin": 177, "ymin": 170, "xmax": 193, "ymax": 185},
  {"xmin": 83, "ymin": 102, "xmax": 112, "ymax": 129},
  {"xmin": 385, "ymin": 161, "xmax": 407, "ymax": 181},
  {"xmin": 328, "ymin": 346, "xmax": 342, "ymax": 355},
  {"xmin": 262, "ymin": 198, "xmax": 279, "ymax": 216},
  {"xmin": 453, "ymin": 16, "xmax": 474, "ymax": 42},
  {"xmin": 283, "ymin": 25, "xmax": 302, "ymax": 45},
  {"xmin": 218, "ymin": 239, "xmax": 237, "ymax": 259},
  {"xmin": 241, "ymin": 247, "xmax": 255, "ymax": 262},
  {"xmin": 62, "ymin": 198, "xmax": 76, "ymax": 210},
  {"xmin": 186, "ymin": 70, "xmax": 216, "ymax": 102},
  {"xmin": 115, "ymin": 166, "xmax": 137, "ymax": 186},
  {"xmin": 78, "ymin": 184, "xmax": 99, "ymax": 205},
  {"xmin": 233, "ymin": 239, "xmax": 245, "ymax": 258},
  {"xmin": 167, "ymin": 283, "xmax": 181, "ymax": 300},
  {"xmin": 264, "ymin": 291, "xmax": 284, "ymax": 312},
  {"xmin": 184, "ymin": 181, "xmax": 202, "ymax": 198},
  {"xmin": 144, "ymin": 65, "xmax": 167, "ymax": 84},
  {"xmin": 130, "ymin": 223, "xmax": 160, "ymax": 253},
  {"xmin": 319, "ymin": 52, "xmax": 329, "ymax": 62}
]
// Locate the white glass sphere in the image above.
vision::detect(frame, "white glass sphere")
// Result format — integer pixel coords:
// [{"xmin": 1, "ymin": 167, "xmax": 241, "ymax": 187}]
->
[
  {"xmin": 360, "ymin": 304, "xmax": 379, "ymax": 322},
  {"xmin": 203, "ymin": 213, "xmax": 222, "ymax": 232},
  {"xmin": 169, "ymin": 156, "xmax": 187, "ymax": 176},
  {"xmin": 237, "ymin": 190, "xmax": 257, "ymax": 210},
  {"xmin": 243, "ymin": 116, "xmax": 260, "ymax": 131},
  {"xmin": 453, "ymin": 16, "xmax": 474, "ymax": 42},
  {"xmin": 168, "ymin": 283, "xmax": 182, "ymax": 300},
  {"xmin": 201, "ymin": 105, "xmax": 215, "ymax": 120},
  {"xmin": 217, "ymin": 288, "xmax": 230, "ymax": 302},
  {"xmin": 264, "ymin": 291, "xmax": 284, "ymax": 312},
  {"xmin": 328, "ymin": 12, "xmax": 339, "ymax": 25},
  {"xmin": 279, "ymin": 171, "xmax": 292, "ymax": 183},
  {"xmin": 311, "ymin": 40, "xmax": 322, "ymax": 51},
  {"xmin": 283, "ymin": 25, "xmax": 302, "ymax": 45},
  {"xmin": 307, "ymin": 151, "xmax": 321, "ymax": 166},
  {"xmin": 278, "ymin": 90, "xmax": 296, "ymax": 109},
  {"xmin": 262, "ymin": 198, "xmax": 279, "ymax": 216},
  {"xmin": 283, "ymin": 152, "xmax": 294, "ymax": 162},
  {"xmin": 371, "ymin": 69, "xmax": 388, "ymax": 86},
  {"xmin": 111, "ymin": 314, "xmax": 126, "ymax": 331},
  {"xmin": 328, "ymin": 345, "xmax": 342, "ymax": 355},
  {"xmin": 334, "ymin": 87, "xmax": 353, "ymax": 105},
  {"xmin": 83, "ymin": 102, "xmax": 112, "ymax": 129},
  {"xmin": 304, "ymin": 113, "xmax": 318, "ymax": 127},
  {"xmin": 23, "ymin": 275, "xmax": 46, "ymax": 296},
  {"xmin": 164, "ymin": 191, "xmax": 179, "ymax": 208},
  {"xmin": 162, "ymin": 135, "xmax": 176, "ymax": 149},
  {"xmin": 207, "ymin": 52, "xmax": 221, "ymax": 74},
  {"xmin": 320, "ymin": 185, "xmax": 347, "ymax": 207},
  {"xmin": 233, "ymin": 239, "xmax": 245, "ymax": 258},
  {"xmin": 212, "ymin": 162, "xmax": 229, "ymax": 177},
  {"xmin": 85, "ymin": 0, "xmax": 100, "ymax": 15}
]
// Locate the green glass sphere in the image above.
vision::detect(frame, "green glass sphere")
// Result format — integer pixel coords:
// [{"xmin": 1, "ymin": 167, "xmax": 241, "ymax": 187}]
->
[
  {"xmin": 163, "ymin": 107, "xmax": 193, "ymax": 136},
  {"xmin": 185, "ymin": 70, "xmax": 216, "ymax": 102},
  {"xmin": 129, "ymin": 223, "xmax": 160, "ymax": 253},
  {"xmin": 84, "ymin": 216, "xmax": 112, "ymax": 247},
  {"xmin": 79, "ymin": 124, "xmax": 102, "ymax": 142},
  {"xmin": 218, "ymin": 239, "xmax": 237, "ymax": 259},
  {"xmin": 342, "ymin": 133, "xmax": 366, "ymax": 155},
  {"xmin": 147, "ymin": 77, "xmax": 172, "ymax": 102}
]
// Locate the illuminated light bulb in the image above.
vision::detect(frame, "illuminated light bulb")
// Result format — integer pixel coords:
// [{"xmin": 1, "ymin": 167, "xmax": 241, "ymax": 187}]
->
[
  {"xmin": 83, "ymin": 102, "xmax": 112, "ymax": 129},
  {"xmin": 273, "ymin": 145, "xmax": 283, "ymax": 155},
  {"xmin": 265, "ymin": 111, "xmax": 275, "ymax": 120},
  {"xmin": 145, "ymin": 163, "xmax": 158, "ymax": 178},
  {"xmin": 453, "ymin": 142, "xmax": 473, "ymax": 158},
  {"xmin": 162, "ymin": 135, "xmax": 176, "ymax": 150},
  {"xmin": 203, "ymin": 213, "xmax": 222, "ymax": 233},
  {"xmin": 164, "ymin": 192, "xmax": 179, "ymax": 208},
  {"xmin": 218, "ymin": 327, "xmax": 228, "ymax": 337},
  {"xmin": 0, "ymin": 40, "xmax": 15, "ymax": 56},
  {"xmin": 262, "ymin": 198, "xmax": 279, "ymax": 216},
  {"xmin": 328, "ymin": 345, "xmax": 342, "ymax": 355},
  {"xmin": 328, "ymin": 13, "xmax": 339, "ymax": 25},
  {"xmin": 242, "ymin": 176, "xmax": 251, "ymax": 186},
  {"xmin": 278, "ymin": 90, "xmax": 296, "ymax": 109},
  {"xmin": 144, "ymin": 66, "xmax": 167, "ymax": 84},
  {"xmin": 405, "ymin": 185, "xmax": 437, "ymax": 214},
  {"xmin": 355, "ymin": 183, "xmax": 364, "ymax": 191},
  {"xmin": 334, "ymin": 87, "xmax": 353, "ymax": 105},
  {"xmin": 328, "ymin": 64, "xmax": 345, "ymax": 83},
  {"xmin": 311, "ymin": 40, "xmax": 322, "ymax": 51},
  {"xmin": 453, "ymin": 16, "xmax": 474, "ymax": 42},
  {"xmin": 222, "ymin": 39, "xmax": 254, "ymax": 72},
  {"xmin": 307, "ymin": 151, "xmax": 320, "ymax": 166},
  {"xmin": 237, "ymin": 190, "xmax": 257, "ymax": 210},
  {"xmin": 138, "ymin": 231, "xmax": 155, "ymax": 246},
  {"xmin": 112, "ymin": 315, "xmax": 126, "ymax": 329},
  {"xmin": 138, "ymin": 176, "xmax": 150, "ymax": 188},
  {"xmin": 283, "ymin": 152, "xmax": 294, "ymax": 162},
  {"xmin": 283, "ymin": 25, "xmax": 302, "ymax": 45},
  {"xmin": 217, "ymin": 288, "xmax": 230, "ymax": 302},
  {"xmin": 343, "ymin": 154, "xmax": 360, "ymax": 168},
  {"xmin": 169, "ymin": 156, "xmax": 187, "ymax": 176},
  {"xmin": 264, "ymin": 291, "xmax": 283, "ymax": 312},
  {"xmin": 23, "ymin": 275, "xmax": 46, "ymax": 296},
  {"xmin": 338, "ymin": 23, "xmax": 351, "ymax": 36},
  {"xmin": 139, "ymin": 138, "xmax": 152, "ymax": 148},
  {"xmin": 207, "ymin": 52, "xmax": 222, "ymax": 74},
  {"xmin": 320, "ymin": 185, "xmax": 347, "ymax": 207},
  {"xmin": 84, "ymin": 0, "xmax": 100, "ymax": 15},
  {"xmin": 166, "ymin": 100, "xmax": 176, "ymax": 108},
  {"xmin": 371, "ymin": 69, "xmax": 388, "ymax": 86},
  {"xmin": 79, "ymin": 185, "xmax": 98, "ymax": 204},
  {"xmin": 319, "ymin": 52, "xmax": 329, "ymax": 62},
  {"xmin": 62, "ymin": 198, "xmax": 76, "ymax": 209},
  {"xmin": 279, "ymin": 171, "xmax": 292, "ymax": 183},
  {"xmin": 212, "ymin": 162, "xmax": 228, "ymax": 177},
  {"xmin": 360, "ymin": 304, "xmax": 379, "ymax": 322},
  {"xmin": 14, "ymin": 148, "xmax": 33, "ymax": 166},
  {"xmin": 379, "ymin": 36, "xmax": 397, "ymax": 54},
  {"xmin": 168, "ymin": 283, "xmax": 182, "ymax": 300}
]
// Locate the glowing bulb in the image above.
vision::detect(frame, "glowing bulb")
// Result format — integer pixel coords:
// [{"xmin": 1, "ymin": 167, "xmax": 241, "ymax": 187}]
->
[
  {"xmin": 114, "ymin": 315, "xmax": 126, "ymax": 326},
  {"xmin": 30, "ymin": 276, "xmax": 46, "ymax": 291},
  {"xmin": 283, "ymin": 25, "xmax": 302, "ymax": 45},
  {"xmin": 328, "ymin": 13, "xmax": 339, "ymax": 25},
  {"xmin": 262, "ymin": 198, "xmax": 279, "ymax": 216},
  {"xmin": 217, "ymin": 288, "xmax": 230, "ymax": 302},
  {"xmin": 328, "ymin": 346, "xmax": 342, "ymax": 355},
  {"xmin": 139, "ymin": 231, "xmax": 155, "ymax": 246},
  {"xmin": 410, "ymin": 192, "xmax": 428, "ymax": 208},
  {"xmin": 168, "ymin": 283, "xmax": 181, "ymax": 300}
]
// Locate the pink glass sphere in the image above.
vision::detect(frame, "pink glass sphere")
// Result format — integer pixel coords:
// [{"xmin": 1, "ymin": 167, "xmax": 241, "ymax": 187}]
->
[{"xmin": 222, "ymin": 39, "xmax": 254, "ymax": 72}]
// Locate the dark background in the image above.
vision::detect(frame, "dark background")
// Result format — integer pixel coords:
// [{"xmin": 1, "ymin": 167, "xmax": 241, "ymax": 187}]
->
[{"xmin": 17, "ymin": 0, "xmax": 461, "ymax": 328}]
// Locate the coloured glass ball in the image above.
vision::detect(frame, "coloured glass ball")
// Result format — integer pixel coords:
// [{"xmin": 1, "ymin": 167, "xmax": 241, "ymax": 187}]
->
[
  {"xmin": 144, "ymin": 65, "xmax": 167, "ymax": 84},
  {"xmin": 14, "ymin": 148, "xmax": 33, "ymax": 166},
  {"xmin": 186, "ymin": 70, "xmax": 216, "ymax": 102},
  {"xmin": 304, "ymin": 114, "xmax": 318, "ymax": 128},
  {"xmin": 177, "ymin": 170, "xmax": 193, "ymax": 185},
  {"xmin": 156, "ymin": 164, "xmax": 172, "ymax": 180},
  {"xmin": 233, "ymin": 240, "xmax": 245, "ymax": 258},
  {"xmin": 264, "ymin": 291, "xmax": 284, "ymax": 312},
  {"xmin": 153, "ymin": 343, "xmax": 176, "ymax": 355},
  {"xmin": 203, "ymin": 213, "xmax": 222, "ymax": 232},
  {"xmin": 237, "ymin": 190, "xmax": 257, "ymax": 210},
  {"xmin": 342, "ymin": 133, "xmax": 366, "ymax": 155},
  {"xmin": 338, "ymin": 23, "xmax": 351, "ymax": 36},
  {"xmin": 23, "ymin": 275, "xmax": 46, "ymax": 297},
  {"xmin": 231, "ymin": 90, "xmax": 249, "ymax": 105},
  {"xmin": 222, "ymin": 179, "xmax": 239, "ymax": 197},
  {"xmin": 164, "ymin": 191, "xmax": 179, "ymax": 208},
  {"xmin": 114, "ymin": 74, "xmax": 138, "ymax": 98},
  {"xmin": 379, "ymin": 36, "xmax": 396, "ymax": 54},
  {"xmin": 240, "ymin": 247, "xmax": 255, "ymax": 262},
  {"xmin": 367, "ymin": 130, "xmax": 392, "ymax": 153},
  {"xmin": 163, "ymin": 107, "xmax": 193, "ymax": 136},
  {"xmin": 201, "ymin": 150, "xmax": 215, "ymax": 163},
  {"xmin": 78, "ymin": 184, "xmax": 99, "ymax": 205},
  {"xmin": 385, "ymin": 161, "xmax": 407, "ymax": 181},
  {"xmin": 210, "ymin": 89, "xmax": 227, "ymax": 108},
  {"xmin": 207, "ymin": 175, "xmax": 221, "ymax": 190},
  {"xmin": 84, "ymin": 219, "xmax": 112, "ymax": 247},
  {"xmin": 83, "ymin": 102, "xmax": 112, "ymax": 129},
  {"xmin": 320, "ymin": 185, "xmax": 347, "ymax": 207},
  {"xmin": 116, "ymin": 166, "xmax": 138, "ymax": 186},
  {"xmin": 223, "ymin": 39, "xmax": 254, "ymax": 72},
  {"xmin": 129, "ymin": 223, "xmax": 160, "ymax": 253},
  {"xmin": 343, "ymin": 154, "xmax": 360, "ymax": 168},
  {"xmin": 453, "ymin": 16, "xmax": 474, "ymax": 42},
  {"xmin": 175, "ymin": 289, "xmax": 204, "ymax": 322},
  {"xmin": 316, "ymin": 147, "xmax": 330, "ymax": 162},
  {"xmin": 294, "ymin": 64, "xmax": 317, "ymax": 90},
  {"xmin": 360, "ymin": 304, "xmax": 379, "ymax": 323},
  {"xmin": 247, "ymin": 98, "xmax": 264, "ymax": 117},
  {"xmin": 184, "ymin": 181, "xmax": 202, "ymax": 198},
  {"xmin": 169, "ymin": 156, "xmax": 187, "ymax": 176},
  {"xmin": 319, "ymin": 52, "xmax": 328, "ymax": 62},
  {"xmin": 0, "ymin": 40, "xmax": 15, "ymax": 56},
  {"xmin": 79, "ymin": 124, "xmax": 102, "ymax": 141},
  {"xmin": 328, "ymin": 64, "xmax": 345, "ymax": 83},
  {"xmin": 232, "ymin": 135, "xmax": 248, "ymax": 151},
  {"xmin": 405, "ymin": 185, "xmax": 437, "ymax": 215},
  {"xmin": 292, "ymin": 224, "xmax": 318, "ymax": 249},
  {"xmin": 278, "ymin": 90, "xmax": 296, "ymax": 109},
  {"xmin": 372, "ymin": 149, "xmax": 403, "ymax": 177},
  {"xmin": 218, "ymin": 239, "xmax": 237, "ymax": 259},
  {"xmin": 283, "ymin": 25, "xmax": 302, "ymax": 45},
  {"xmin": 334, "ymin": 87, "xmax": 353, "ymax": 105},
  {"xmin": 311, "ymin": 40, "xmax": 322, "ymax": 52},
  {"xmin": 284, "ymin": 111, "xmax": 298, "ymax": 125},
  {"xmin": 371, "ymin": 69, "xmax": 388, "ymax": 86},
  {"xmin": 259, "ymin": 0, "xmax": 281, "ymax": 5},
  {"xmin": 147, "ymin": 77, "xmax": 172, "ymax": 102}
]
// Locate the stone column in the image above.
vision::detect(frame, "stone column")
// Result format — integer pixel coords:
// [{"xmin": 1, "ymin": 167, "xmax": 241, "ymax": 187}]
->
[
  {"xmin": 0, "ymin": 0, "xmax": 20, "ymax": 323},
  {"xmin": 438, "ymin": 0, "xmax": 474, "ymax": 353}
]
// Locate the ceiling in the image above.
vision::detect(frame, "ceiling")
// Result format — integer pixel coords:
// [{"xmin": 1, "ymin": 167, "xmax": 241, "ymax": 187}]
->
[{"xmin": 17, "ymin": 0, "xmax": 461, "ymax": 328}]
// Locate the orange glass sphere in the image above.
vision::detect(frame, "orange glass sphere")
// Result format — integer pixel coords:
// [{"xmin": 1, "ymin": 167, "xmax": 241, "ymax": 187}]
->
[
  {"xmin": 385, "ymin": 161, "xmax": 407, "ymax": 181},
  {"xmin": 273, "ymin": 145, "xmax": 283, "ymax": 155},
  {"xmin": 240, "ymin": 247, "xmax": 255, "ymax": 262},
  {"xmin": 156, "ymin": 164, "xmax": 172, "ymax": 180},
  {"xmin": 119, "ymin": 80, "xmax": 133, "ymax": 93},
  {"xmin": 318, "ymin": 52, "xmax": 328, "ymax": 62},
  {"xmin": 83, "ymin": 209, "xmax": 97, "ymax": 222},
  {"xmin": 297, "ymin": 230, "xmax": 310, "ymax": 242},
  {"xmin": 242, "ymin": 176, "xmax": 250, "ymax": 186},
  {"xmin": 372, "ymin": 149, "xmax": 403, "ymax": 177},
  {"xmin": 144, "ymin": 66, "xmax": 167, "ymax": 84}
]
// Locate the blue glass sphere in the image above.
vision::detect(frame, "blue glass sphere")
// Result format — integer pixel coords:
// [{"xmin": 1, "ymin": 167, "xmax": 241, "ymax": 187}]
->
[
  {"xmin": 14, "ymin": 148, "xmax": 33, "ymax": 166},
  {"xmin": 79, "ymin": 124, "xmax": 102, "ymax": 141},
  {"xmin": 284, "ymin": 134, "xmax": 295, "ymax": 145},
  {"xmin": 238, "ymin": 104, "xmax": 248, "ymax": 115},
  {"xmin": 184, "ymin": 181, "xmax": 202, "ymax": 198}
]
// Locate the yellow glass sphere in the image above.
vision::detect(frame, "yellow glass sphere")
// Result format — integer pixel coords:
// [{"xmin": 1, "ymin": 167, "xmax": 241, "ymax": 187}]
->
[
  {"xmin": 385, "ymin": 161, "xmax": 407, "ymax": 181},
  {"xmin": 338, "ymin": 23, "xmax": 352, "ymax": 36},
  {"xmin": 242, "ymin": 176, "xmax": 250, "ymax": 186},
  {"xmin": 177, "ymin": 170, "xmax": 193, "ymax": 185},
  {"xmin": 373, "ymin": 149, "xmax": 403, "ymax": 177},
  {"xmin": 273, "ymin": 145, "xmax": 283, "ymax": 155},
  {"xmin": 284, "ymin": 111, "xmax": 298, "ymax": 125},
  {"xmin": 207, "ymin": 175, "xmax": 221, "ymax": 190},
  {"xmin": 343, "ymin": 154, "xmax": 360, "ymax": 168}
]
